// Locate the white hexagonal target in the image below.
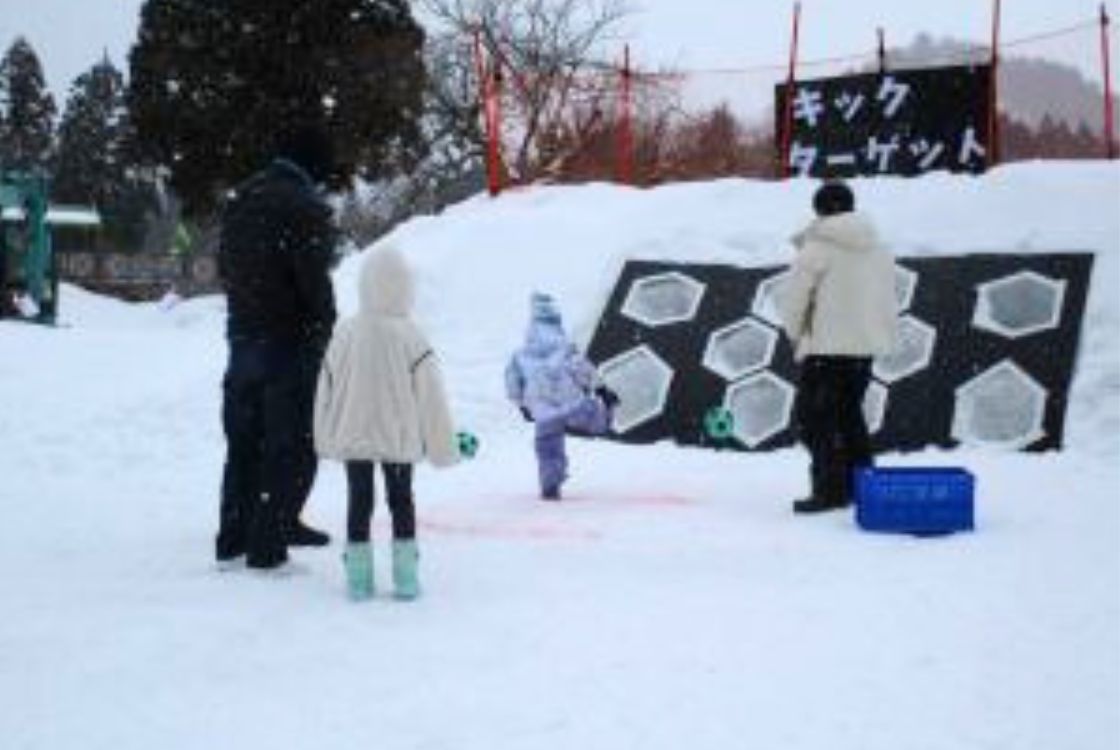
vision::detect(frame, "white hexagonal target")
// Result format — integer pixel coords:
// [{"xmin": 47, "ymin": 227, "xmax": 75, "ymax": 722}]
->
[
  {"xmin": 621, "ymin": 272, "xmax": 706, "ymax": 327},
  {"xmin": 973, "ymin": 270, "xmax": 1066, "ymax": 339},
  {"xmin": 874, "ymin": 315, "xmax": 936, "ymax": 384},
  {"xmin": 952, "ymin": 360, "xmax": 1047, "ymax": 449},
  {"xmin": 751, "ymin": 271, "xmax": 790, "ymax": 328},
  {"xmin": 863, "ymin": 381, "xmax": 889, "ymax": 434},
  {"xmin": 724, "ymin": 371, "xmax": 796, "ymax": 448},
  {"xmin": 702, "ymin": 318, "xmax": 779, "ymax": 381},
  {"xmin": 895, "ymin": 265, "xmax": 918, "ymax": 312},
  {"xmin": 598, "ymin": 345, "xmax": 675, "ymax": 433}
]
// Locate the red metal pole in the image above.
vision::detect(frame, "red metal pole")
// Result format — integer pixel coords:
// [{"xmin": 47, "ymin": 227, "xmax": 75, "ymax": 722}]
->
[
  {"xmin": 987, "ymin": 0, "xmax": 1002, "ymax": 166},
  {"xmin": 471, "ymin": 27, "xmax": 501, "ymax": 196},
  {"xmin": 617, "ymin": 44, "xmax": 634, "ymax": 184},
  {"xmin": 487, "ymin": 64, "xmax": 504, "ymax": 194},
  {"xmin": 780, "ymin": 2, "xmax": 802, "ymax": 178},
  {"xmin": 1102, "ymin": 4, "xmax": 1117, "ymax": 159}
]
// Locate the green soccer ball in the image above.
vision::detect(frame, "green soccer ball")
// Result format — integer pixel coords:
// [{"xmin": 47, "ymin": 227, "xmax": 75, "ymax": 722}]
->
[
  {"xmin": 457, "ymin": 431, "xmax": 480, "ymax": 459},
  {"xmin": 703, "ymin": 406, "xmax": 735, "ymax": 441}
]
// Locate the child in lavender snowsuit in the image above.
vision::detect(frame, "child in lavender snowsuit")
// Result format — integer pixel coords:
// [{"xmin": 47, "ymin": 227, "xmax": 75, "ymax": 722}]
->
[{"xmin": 505, "ymin": 293, "xmax": 615, "ymax": 500}]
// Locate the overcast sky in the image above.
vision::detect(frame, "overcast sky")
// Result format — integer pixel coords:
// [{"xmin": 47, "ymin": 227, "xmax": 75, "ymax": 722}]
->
[{"xmin": 1, "ymin": 0, "xmax": 1111, "ymax": 100}]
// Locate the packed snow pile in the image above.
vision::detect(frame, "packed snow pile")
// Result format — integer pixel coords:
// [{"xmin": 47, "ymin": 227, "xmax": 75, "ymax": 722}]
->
[
  {"xmin": 1, "ymin": 161, "xmax": 1117, "ymax": 750},
  {"xmin": 332, "ymin": 160, "xmax": 1120, "ymax": 453}
]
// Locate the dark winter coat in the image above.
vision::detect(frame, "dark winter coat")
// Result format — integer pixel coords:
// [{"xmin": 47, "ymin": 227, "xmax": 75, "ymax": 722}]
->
[{"xmin": 218, "ymin": 158, "xmax": 338, "ymax": 346}]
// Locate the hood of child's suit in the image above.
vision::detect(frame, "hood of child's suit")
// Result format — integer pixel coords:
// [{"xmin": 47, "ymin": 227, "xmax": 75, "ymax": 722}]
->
[
  {"xmin": 803, "ymin": 212, "xmax": 880, "ymax": 254},
  {"xmin": 359, "ymin": 244, "xmax": 414, "ymax": 317},
  {"xmin": 524, "ymin": 317, "xmax": 569, "ymax": 357}
]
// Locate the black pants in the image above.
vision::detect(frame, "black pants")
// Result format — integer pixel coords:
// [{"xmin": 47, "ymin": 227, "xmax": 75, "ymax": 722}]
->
[
  {"xmin": 346, "ymin": 461, "xmax": 415, "ymax": 542},
  {"xmin": 794, "ymin": 356, "xmax": 874, "ymax": 503},
  {"xmin": 290, "ymin": 346, "xmax": 324, "ymax": 522},
  {"xmin": 216, "ymin": 339, "xmax": 323, "ymax": 563}
]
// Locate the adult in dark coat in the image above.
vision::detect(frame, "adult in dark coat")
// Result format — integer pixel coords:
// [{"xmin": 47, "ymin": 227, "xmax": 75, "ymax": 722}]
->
[{"xmin": 215, "ymin": 125, "xmax": 339, "ymax": 569}]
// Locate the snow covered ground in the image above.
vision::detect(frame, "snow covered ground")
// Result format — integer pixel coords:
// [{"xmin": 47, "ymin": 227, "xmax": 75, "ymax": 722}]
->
[{"xmin": 1, "ymin": 162, "xmax": 1118, "ymax": 749}]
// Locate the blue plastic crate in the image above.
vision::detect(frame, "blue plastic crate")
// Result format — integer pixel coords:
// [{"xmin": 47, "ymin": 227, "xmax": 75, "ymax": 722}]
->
[{"xmin": 855, "ymin": 467, "xmax": 975, "ymax": 535}]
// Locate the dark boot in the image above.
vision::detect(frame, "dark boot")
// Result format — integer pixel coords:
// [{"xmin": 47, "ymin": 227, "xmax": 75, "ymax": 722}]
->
[
  {"xmin": 595, "ymin": 385, "xmax": 620, "ymax": 409},
  {"xmin": 215, "ymin": 529, "xmax": 246, "ymax": 563},
  {"xmin": 247, "ymin": 502, "xmax": 289, "ymax": 568},
  {"xmin": 793, "ymin": 495, "xmax": 849, "ymax": 514},
  {"xmin": 286, "ymin": 520, "xmax": 331, "ymax": 547},
  {"xmin": 795, "ymin": 443, "xmax": 851, "ymax": 514},
  {"xmin": 246, "ymin": 530, "xmax": 288, "ymax": 568},
  {"xmin": 793, "ymin": 467, "xmax": 851, "ymax": 513},
  {"xmin": 247, "ymin": 546, "xmax": 288, "ymax": 569}
]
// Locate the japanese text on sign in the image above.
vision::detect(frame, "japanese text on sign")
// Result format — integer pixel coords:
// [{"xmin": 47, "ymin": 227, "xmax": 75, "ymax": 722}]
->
[{"xmin": 776, "ymin": 65, "xmax": 992, "ymax": 178}]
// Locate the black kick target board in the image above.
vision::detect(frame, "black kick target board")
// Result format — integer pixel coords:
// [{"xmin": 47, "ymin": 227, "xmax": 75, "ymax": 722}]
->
[{"xmin": 586, "ymin": 253, "xmax": 1093, "ymax": 453}]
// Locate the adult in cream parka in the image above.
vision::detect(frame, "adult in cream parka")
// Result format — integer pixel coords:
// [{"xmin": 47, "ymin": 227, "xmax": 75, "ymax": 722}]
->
[
  {"xmin": 314, "ymin": 244, "xmax": 458, "ymax": 599},
  {"xmin": 779, "ymin": 181, "xmax": 897, "ymax": 514}
]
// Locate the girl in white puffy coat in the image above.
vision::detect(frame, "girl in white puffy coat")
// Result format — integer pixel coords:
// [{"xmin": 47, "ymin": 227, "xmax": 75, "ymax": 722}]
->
[{"xmin": 314, "ymin": 244, "xmax": 459, "ymax": 600}]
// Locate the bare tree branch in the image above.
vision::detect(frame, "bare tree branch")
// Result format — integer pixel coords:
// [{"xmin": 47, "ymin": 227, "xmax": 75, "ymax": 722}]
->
[{"xmin": 420, "ymin": 0, "xmax": 630, "ymax": 179}]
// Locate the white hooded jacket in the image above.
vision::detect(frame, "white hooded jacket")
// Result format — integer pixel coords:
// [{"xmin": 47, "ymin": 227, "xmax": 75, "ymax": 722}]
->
[
  {"xmin": 779, "ymin": 212, "xmax": 898, "ymax": 361},
  {"xmin": 313, "ymin": 245, "xmax": 459, "ymax": 466}
]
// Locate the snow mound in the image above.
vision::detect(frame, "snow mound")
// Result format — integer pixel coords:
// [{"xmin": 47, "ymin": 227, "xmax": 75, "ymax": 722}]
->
[{"xmin": 332, "ymin": 161, "xmax": 1120, "ymax": 453}]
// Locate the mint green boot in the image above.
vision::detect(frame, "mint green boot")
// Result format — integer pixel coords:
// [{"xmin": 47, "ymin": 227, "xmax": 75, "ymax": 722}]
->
[
  {"xmin": 343, "ymin": 542, "xmax": 374, "ymax": 601},
  {"xmin": 391, "ymin": 540, "xmax": 421, "ymax": 601}
]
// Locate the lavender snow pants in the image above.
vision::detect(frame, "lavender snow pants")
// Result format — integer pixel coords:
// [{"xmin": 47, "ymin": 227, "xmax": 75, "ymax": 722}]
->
[{"xmin": 534, "ymin": 396, "xmax": 611, "ymax": 496}]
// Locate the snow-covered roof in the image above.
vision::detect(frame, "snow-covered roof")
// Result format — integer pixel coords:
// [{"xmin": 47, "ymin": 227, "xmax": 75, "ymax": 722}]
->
[{"xmin": 1, "ymin": 205, "xmax": 102, "ymax": 227}]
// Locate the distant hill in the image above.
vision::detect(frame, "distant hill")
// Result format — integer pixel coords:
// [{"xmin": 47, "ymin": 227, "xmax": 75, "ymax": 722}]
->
[{"xmin": 887, "ymin": 33, "xmax": 1114, "ymax": 131}]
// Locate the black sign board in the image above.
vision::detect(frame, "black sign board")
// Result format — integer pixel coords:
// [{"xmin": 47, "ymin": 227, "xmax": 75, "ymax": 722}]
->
[{"xmin": 775, "ymin": 64, "xmax": 992, "ymax": 178}]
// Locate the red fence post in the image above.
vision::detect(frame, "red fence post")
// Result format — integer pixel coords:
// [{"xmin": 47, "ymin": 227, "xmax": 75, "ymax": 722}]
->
[
  {"xmin": 473, "ymin": 26, "xmax": 505, "ymax": 197},
  {"xmin": 617, "ymin": 44, "xmax": 634, "ymax": 185},
  {"xmin": 987, "ymin": 0, "xmax": 1003, "ymax": 166},
  {"xmin": 780, "ymin": 1, "xmax": 803, "ymax": 178},
  {"xmin": 471, "ymin": 27, "xmax": 501, "ymax": 197},
  {"xmin": 1102, "ymin": 4, "xmax": 1118, "ymax": 159},
  {"xmin": 487, "ymin": 64, "xmax": 504, "ymax": 195}
]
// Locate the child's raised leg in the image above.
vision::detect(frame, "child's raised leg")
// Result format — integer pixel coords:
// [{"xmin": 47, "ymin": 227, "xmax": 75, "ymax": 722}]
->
[{"xmin": 566, "ymin": 394, "xmax": 612, "ymax": 436}]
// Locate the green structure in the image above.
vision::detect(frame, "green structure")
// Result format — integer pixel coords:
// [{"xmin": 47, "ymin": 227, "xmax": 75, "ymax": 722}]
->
[{"xmin": 0, "ymin": 170, "xmax": 55, "ymax": 323}]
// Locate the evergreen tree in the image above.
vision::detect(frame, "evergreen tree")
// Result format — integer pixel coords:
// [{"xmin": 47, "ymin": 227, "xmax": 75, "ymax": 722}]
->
[
  {"xmin": 128, "ymin": 0, "xmax": 427, "ymax": 216},
  {"xmin": 54, "ymin": 57, "xmax": 129, "ymax": 205},
  {"xmin": 0, "ymin": 37, "xmax": 57, "ymax": 173},
  {"xmin": 54, "ymin": 57, "xmax": 161, "ymax": 252}
]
